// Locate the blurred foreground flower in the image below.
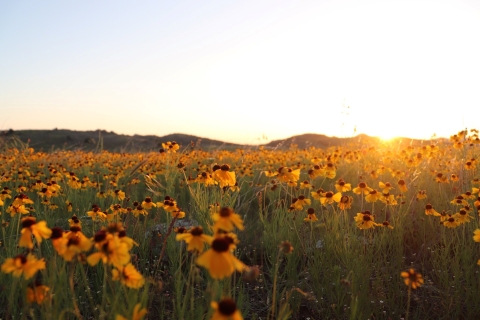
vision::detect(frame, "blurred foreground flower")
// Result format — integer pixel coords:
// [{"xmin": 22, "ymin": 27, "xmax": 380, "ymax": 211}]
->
[
  {"xmin": 211, "ymin": 298, "xmax": 243, "ymax": 320},
  {"xmin": 175, "ymin": 226, "xmax": 212, "ymax": 253},
  {"xmin": 212, "ymin": 207, "xmax": 244, "ymax": 232},
  {"xmin": 1, "ymin": 254, "xmax": 45, "ymax": 280},
  {"xmin": 116, "ymin": 303, "xmax": 147, "ymax": 320},
  {"xmin": 27, "ymin": 283, "xmax": 50, "ymax": 304},
  {"xmin": 112, "ymin": 263, "xmax": 145, "ymax": 289},
  {"xmin": 19, "ymin": 217, "xmax": 52, "ymax": 249},
  {"xmin": 400, "ymin": 268, "xmax": 424, "ymax": 289},
  {"xmin": 196, "ymin": 238, "xmax": 246, "ymax": 279}
]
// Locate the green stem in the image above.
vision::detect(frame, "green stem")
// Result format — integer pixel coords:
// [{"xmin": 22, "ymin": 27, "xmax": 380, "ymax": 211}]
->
[
  {"xmin": 405, "ymin": 285, "xmax": 412, "ymax": 320},
  {"xmin": 69, "ymin": 261, "xmax": 83, "ymax": 320},
  {"xmin": 269, "ymin": 250, "xmax": 282, "ymax": 320}
]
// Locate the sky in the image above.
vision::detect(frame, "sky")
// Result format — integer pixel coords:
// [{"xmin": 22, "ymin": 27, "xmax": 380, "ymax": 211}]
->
[{"xmin": 1, "ymin": 0, "xmax": 479, "ymax": 144}]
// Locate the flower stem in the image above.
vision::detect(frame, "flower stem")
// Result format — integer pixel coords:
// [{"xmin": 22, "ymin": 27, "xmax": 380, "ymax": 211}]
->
[
  {"xmin": 269, "ymin": 249, "xmax": 282, "ymax": 320},
  {"xmin": 69, "ymin": 261, "xmax": 83, "ymax": 320},
  {"xmin": 405, "ymin": 285, "xmax": 412, "ymax": 320},
  {"xmin": 157, "ymin": 216, "xmax": 177, "ymax": 270}
]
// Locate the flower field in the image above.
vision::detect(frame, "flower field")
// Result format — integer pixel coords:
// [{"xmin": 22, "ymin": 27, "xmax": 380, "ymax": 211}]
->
[{"xmin": 1, "ymin": 131, "xmax": 480, "ymax": 319}]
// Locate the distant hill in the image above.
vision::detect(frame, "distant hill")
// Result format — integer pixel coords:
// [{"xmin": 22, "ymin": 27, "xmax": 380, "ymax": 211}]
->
[
  {"xmin": 263, "ymin": 133, "xmax": 433, "ymax": 149},
  {"xmin": 0, "ymin": 129, "xmax": 241, "ymax": 152},
  {"xmin": 0, "ymin": 129, "xmax": 439, "ymax": 152}
]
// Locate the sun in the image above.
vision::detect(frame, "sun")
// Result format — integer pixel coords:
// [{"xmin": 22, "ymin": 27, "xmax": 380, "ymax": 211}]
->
[{"xmin": 379, "ymin": 133, "xmax": 399, "ymax": 142}]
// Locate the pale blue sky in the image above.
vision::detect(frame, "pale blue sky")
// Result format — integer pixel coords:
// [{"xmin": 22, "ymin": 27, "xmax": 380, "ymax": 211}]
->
[{"xmin": 1, "ymin": 0, "xmax": 480, "ymax": 143}]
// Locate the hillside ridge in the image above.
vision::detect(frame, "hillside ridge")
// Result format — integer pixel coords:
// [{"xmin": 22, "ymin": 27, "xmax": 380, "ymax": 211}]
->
[{"xmin": 1, "ymin": 129, "xmax": 433, "ymax": 152}]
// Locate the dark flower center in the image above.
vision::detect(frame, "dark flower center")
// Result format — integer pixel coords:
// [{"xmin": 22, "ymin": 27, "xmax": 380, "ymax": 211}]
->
[
  {"xmin": 70, "ymin": 226, "xmax": 81, "ymax": 233},
  {"xmin": 68, "ymin": 236, "xmax": 81, "ymax": 246},
  {"xmin": 94, "ymin": 230, "xmax": 107, "ymax": 243},
  {"xmin": 211, "ymin": 238, "xmax": 230, "ymax": 252},
  {"xmin": 16, "ymin": 254, "xmax": 27, "ymax": 264},
  {"xmin": 220, "ymin": 207, "xmax": 233, "ymax": 217},
  {"xmin": 176, "ymin": 227, "xmax": 187, "ymax": 234},
  {"xmin": 190, "ymin": 226, "xmax": 204, "ymax": 236},
  {"xmin": 218, "ymin": 298, "xmax": 237, "ymax": 316},
  {"xmin": 51, "ymin": 227, "xmax": 63, "ymax": 239},
  {"xmin": 21, "ymin": 218, "xmax": 36, "ymax": 228}
]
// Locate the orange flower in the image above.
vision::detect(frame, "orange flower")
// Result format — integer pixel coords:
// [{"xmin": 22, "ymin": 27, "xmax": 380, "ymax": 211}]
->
[
  {"xmin": 211, "ymin": 298, "xmax": 243, "ymax": 320},
  {"xmin": 304, "ymin": 208, "xmax": 318, "ymax": 222},
  {"xmin": 112, "ymin": 263, "xmax": 145, "ymax": 289},
  {"xmin": 6, "ymin": 204, "xmax": 29, "ymax": 217},
  {"xmin": 442, "ymin": 215, "xmax": 459, "ymax": 228},
  {"xmin": 397, "ymin": 180, "xmax": 408, "ymax": 193},
  {"xmin": 319, "ymin": 191, "xmax": 342, "ymax": 205},
  {"xmin": 113, "ymin": 190, "xmax": 126, "ymax": 201},
  {"xmin": 87, "ymin": 232, "xmax": 130, "ymax": 268},
  {"xmin": 416, "ymin": 190, "xmax": 427, "ymax": 200},
  {"xmin": 141, "ymin": 197, "xmax": 157, "ymax": 210},
  {"xmin": 352, "ymin": 182, "xmax": 372, "ymax": 195},
  {"xmin": 162, "ymin": 141, "xmax": 180, "ymax": 153},
  {"xmin": 354, "ymin": 211, "xmax": 378, "ymax": 229},
  {"xmin": 335, "ymin": 179, "xmax": 351, "ymax": 192},
  {"xmin": 379, "ymin": 182, "xmax": 394, "ymax": 194},
  {"xmin": 424, "ymin": 204, "xmax": 440, "ymax": 216},
  {"xmin": 1, "ymin": 254, "xmax": 46, "ymax": 280},
  {"xmin": 291, "ymin": 195, "xmax": 311, "ymax": 210},
  {"xmin": 213, "ymin": 164, "xmax": 236, "ymax": 188},
  {"xmin": 197, "ymin": 238, "xmax": 246, "ymax": 279},
  {"xmin": 365, "ymin": 189, "xmax": 382, "ymax": 203},
  {"xmin": 115, "ymin": 303, "xmax": 147, "ymax": 320},
  {"xmin": 337, "ymin": 195, "xmax": 353, "ymax": 210},
  {"xmin": 400, "ymin": 268, "xmax": 424, "ymax": 289},
  {"xmin": 19, "ymin": 217, "xmax": 52, "ymax": 249},
  {"xmin": 176, "ymin": 226, "xmax": 213, "ymax": 252},
  {"xmin": 27, "ymin": 284, "xmax": 50, "ymax": 304},
  {"xmin": 277, "ymin": 167, "xmax": 300, "ymax": 183},
  {"xmin": 212, "ymin": 207, "xmax": 244, "ymax": 232}
]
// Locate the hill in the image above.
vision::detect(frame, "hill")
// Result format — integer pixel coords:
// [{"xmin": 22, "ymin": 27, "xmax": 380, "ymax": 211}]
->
[
  {"xmin": 0, "ymin": 129, "xmax": 241, "ymax": 152},
  {"xmin": 0, "ymin": 129, "xmax": 438, "ymax": 152},
  {"xmin": 263, "ymin": 133, "xmax": 432, "ymax": 149}
]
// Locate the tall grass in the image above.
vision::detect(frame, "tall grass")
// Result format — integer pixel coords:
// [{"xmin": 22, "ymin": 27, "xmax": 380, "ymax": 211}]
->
[{"xmin": 0, "ymin": 130, "xmax": 480, "ymax": 319}]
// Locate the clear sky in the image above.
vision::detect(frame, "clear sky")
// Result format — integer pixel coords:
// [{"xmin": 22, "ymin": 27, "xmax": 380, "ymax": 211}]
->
[{"xmin": 1, "ymin": 0, "xmax": 479, "ymax": 144}]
